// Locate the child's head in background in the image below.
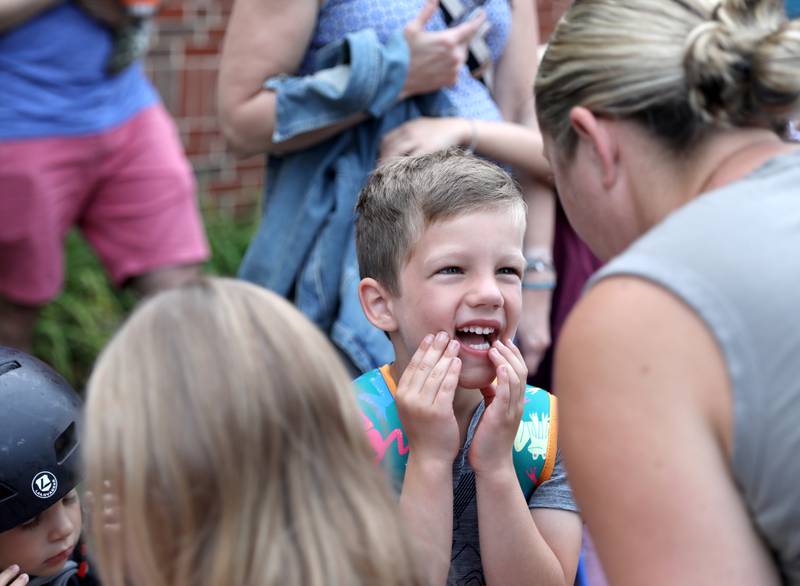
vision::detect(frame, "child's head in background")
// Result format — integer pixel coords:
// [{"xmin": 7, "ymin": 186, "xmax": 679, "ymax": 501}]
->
[
  {"xmin": 83, "ymin": 277, "xmax": 423, "ymax": 586},
  {"xmin": 0, "ymin": 348, "xmax": 83, "ymax": 582}
]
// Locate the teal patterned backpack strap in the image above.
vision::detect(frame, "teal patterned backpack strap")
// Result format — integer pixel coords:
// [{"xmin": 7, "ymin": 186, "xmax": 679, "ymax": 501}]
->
[
  {"xmin": 513, "ymin": 386, "xmax": 558, "ymax": 499},
  {"xmin": 354, "ymin": 369, "xmax": 558, "ymax": 499},
  {"xmin": 353, "ymin": 365, "xmax": 410, "ymax": 492}
]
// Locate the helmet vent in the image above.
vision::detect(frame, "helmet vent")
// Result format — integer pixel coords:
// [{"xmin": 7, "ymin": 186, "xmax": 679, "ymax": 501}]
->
[
  {"xmin": 54, "ymin": 422, "xmax": 78, "ymax": 464},
  {"xmin": 0, "ymin": 482, "xmax": 17, "ymax": 505},
  {"xmin": 0, "ymin": 360, "xmax": 21, "ymax": 377}
]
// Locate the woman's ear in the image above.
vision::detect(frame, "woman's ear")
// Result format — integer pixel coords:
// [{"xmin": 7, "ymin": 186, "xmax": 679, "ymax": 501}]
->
[
  {"xmin": 569, "ymin": 106, "xmax": 619, "ymax": 190},
  {"xmin": 358, "ymin": 278, "xmax": 398, "ymax": 333}
]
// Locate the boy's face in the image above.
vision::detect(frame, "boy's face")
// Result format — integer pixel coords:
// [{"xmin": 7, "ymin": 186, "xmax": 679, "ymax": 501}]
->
[
  {"xmin": 0, "ymin": 490, "xmax": 81, "ymax": 577},
  {"xmin": 389, "ymin": 207, "xmax": 525, "ymax": 389}
]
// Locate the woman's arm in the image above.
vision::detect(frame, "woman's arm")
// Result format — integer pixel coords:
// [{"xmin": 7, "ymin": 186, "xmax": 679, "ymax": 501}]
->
[
  {"xmin": 555, "ymin": 276, "xmax": 782, "ymax": 586},
  {"xmin": 0, "ymin": 0, "xmax": 61, "ymax": 31},
  {"xmin": 493, "ymin": 1, "xmax": 555, "ymax": 377},
  {"xmin": 217, "ymin": 0, "xmax": 321, "ymax": 157},
  {"xmin": 380, "ymin": 116, "xmax": 550, "ymax": 178},
  {"xmin": 379, "ymin": 0, "xmax": 549, "ymax": 179},
  {"xmin": 217, "ymin": 0, "xmax": 485, "ymax": 158}
]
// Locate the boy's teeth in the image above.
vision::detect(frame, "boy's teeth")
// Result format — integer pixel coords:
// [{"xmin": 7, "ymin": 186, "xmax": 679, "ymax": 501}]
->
[
  {"xmin": 457, "ymin": 326, "xmax": 495, "ymax": 335},
  {"xmin": 468, "ymin": 341, "xmax": 491, "ymax": 351}
]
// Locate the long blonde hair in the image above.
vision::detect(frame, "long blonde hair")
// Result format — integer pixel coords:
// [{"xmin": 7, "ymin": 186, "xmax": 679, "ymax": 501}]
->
[
  {"xmin": 536, "ymin": 0, "xmax": 800, "ymax": 154},
  {"xmin": 84, "ymin": 277, "xmax": 424, "ymax": 586}
]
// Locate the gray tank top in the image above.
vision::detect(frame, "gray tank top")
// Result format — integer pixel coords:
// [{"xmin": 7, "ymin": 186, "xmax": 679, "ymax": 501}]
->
[{"xmin": 588, "ymin": 149, "xmax": 800, "ymax": 584}]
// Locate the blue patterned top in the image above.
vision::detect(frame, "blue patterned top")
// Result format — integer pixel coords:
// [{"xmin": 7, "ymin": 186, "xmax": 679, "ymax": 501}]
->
[{"xmin": 300, "ymin": 0, "xmax": 511, "ymax": 121}]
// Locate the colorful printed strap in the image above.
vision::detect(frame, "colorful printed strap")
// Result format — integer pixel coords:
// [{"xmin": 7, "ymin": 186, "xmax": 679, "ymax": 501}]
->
[{"xmin": 354, "ymin": 365, "xmax": 557, "ymax": 498}]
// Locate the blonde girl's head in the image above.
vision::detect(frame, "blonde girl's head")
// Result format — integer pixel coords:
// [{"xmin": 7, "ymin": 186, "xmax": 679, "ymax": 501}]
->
[
  {"xmin": 536, "ymin": 0, "xmax": 800, "ymax": 155},
  {"xmin": 83, "ymin": 277, "xmax": 423, "ymax": 586}
]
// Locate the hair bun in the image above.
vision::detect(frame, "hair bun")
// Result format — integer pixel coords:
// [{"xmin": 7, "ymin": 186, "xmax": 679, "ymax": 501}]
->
[{"xmin": 684, "ymin": 0, "xmax": 799, "ymax": 126}]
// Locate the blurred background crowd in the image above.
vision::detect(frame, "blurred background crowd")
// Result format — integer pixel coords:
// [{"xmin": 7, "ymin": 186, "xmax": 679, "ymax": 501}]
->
[{"xmin": 6, "ymin": 0, "xmax": 574, "ymax": 389}]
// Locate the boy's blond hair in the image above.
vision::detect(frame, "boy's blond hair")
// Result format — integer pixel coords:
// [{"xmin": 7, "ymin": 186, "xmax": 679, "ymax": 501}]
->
[
  {"xmin": 355, "ymin": 149, "xmax": 526, "ymax": 295},
  {"xmin": 83, "ymin": 277, "xmax": 424, "ymax": 586}
]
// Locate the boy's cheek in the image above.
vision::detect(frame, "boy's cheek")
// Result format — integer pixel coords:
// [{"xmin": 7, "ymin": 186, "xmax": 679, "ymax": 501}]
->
[{"xmin": 0, "ymin": 538, "xmax": 37, "ymax": 577}]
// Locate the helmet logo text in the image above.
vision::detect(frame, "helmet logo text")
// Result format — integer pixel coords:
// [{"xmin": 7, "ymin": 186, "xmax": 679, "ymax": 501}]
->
[{"xmin": 31, "ymin": 471, "xmax": 57, "ymax": 499}]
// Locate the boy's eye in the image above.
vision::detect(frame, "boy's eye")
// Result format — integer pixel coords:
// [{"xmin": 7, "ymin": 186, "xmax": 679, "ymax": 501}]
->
[
  {"xmin": 63, "ymin": 490, "xmax": 78, "ymax": 504},
  {"xmin": 20, "ymin": 515, "xmax": 40, "ymax": 530},
  {"xmin": 437, "ymin": 266, "xmax": 463, "ymax": 275},
  {"xmin": 498, "ymin": 266, "xmax": 523, "ymax": 278}
]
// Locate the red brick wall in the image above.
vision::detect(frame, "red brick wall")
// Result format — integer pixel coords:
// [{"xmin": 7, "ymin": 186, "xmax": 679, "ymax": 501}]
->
[
  {"xmin": 145, "ymin": 0, "xmax": 571, "ymax": 206},
  {"xmin": 145, "ymin": 0, "xmax": 261, "ymax": 211}
]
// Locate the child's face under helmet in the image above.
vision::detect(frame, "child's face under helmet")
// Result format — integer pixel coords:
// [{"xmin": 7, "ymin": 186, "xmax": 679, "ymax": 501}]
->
[{"xmin": 0, "ymin": 347, "xmax": 82, "ymax": 533}]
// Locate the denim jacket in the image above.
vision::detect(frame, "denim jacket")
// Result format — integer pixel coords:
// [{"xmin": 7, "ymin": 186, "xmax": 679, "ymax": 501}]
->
[{"xmin": 238, "ymin": 28, "xmax": 455, "ymax": 372}]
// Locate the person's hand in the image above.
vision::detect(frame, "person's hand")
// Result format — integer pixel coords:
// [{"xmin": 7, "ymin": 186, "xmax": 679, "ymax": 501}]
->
[
  {"xmin": 76, "ymin": 0, "xmax": 127, "ymax": 28},
  {"xmin": 517, "ymin": 288, "xmax": 553, "ymax": 377},
  {"xmin": 468, "ymin": 338, "xmax": 527, "ymax": 476},
  {"xmin": 395, "ymin": 331, "xmax": 462, "ymax": 466},
  {"xmin": 380, "ymin": 117, "xmax": 469, "ymax": 159},
  {"xmin": 401, "ymin": 0, "xmax": 486, "ymax": 99},
  {"xmin": 0, "ymin": 566, "xmax": 28, "ymax": 586},
  {"xmin": 83, "ymin": 481, "xmax": 122, "ymax": 539}
]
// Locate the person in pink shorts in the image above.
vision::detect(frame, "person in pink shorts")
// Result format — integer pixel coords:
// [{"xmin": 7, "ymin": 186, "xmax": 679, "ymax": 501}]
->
[{"xmin": 0, "ymin": 0, "xmax": 209, "ymax": 351}]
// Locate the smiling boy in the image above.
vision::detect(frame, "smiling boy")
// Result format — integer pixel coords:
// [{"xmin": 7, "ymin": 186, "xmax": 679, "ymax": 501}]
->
[{"xmin": 354, "ymin": 150, "xmax": 582, "ymax": 585}]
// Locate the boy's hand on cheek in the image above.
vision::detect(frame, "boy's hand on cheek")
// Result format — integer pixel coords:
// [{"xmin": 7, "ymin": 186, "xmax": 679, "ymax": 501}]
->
[
  {"xmin": 396, "ymin": 332, "xmax": 462, "ymax": 466},
  {"xmin": 0, "ymin": 565, "xmax": 28, "ymax": 586},
  {"xmin": 469, "ymin": 339, "xmax": 527, "ymax": 477}
]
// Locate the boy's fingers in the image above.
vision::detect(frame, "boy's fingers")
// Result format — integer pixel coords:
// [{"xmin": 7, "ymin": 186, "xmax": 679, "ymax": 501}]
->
[
  {"xmin": 433, "ymin": 354, "xmax": 461, "ymax": 407},
  {"xmin": 420, "ymin": 339, "xmax": 460, "ymax": 404},
  {"xmin": 404, "ymin": 332, "xmax": 449, "ymax": 393},
  {"xmin": 380, "ymin": 125, "xmax": 404, "ymax": 154},
  {"xmin": 0, "ymin": 565, "xmax": 17, "ymax": 581},
  {"xmin": 381, "ymin": 136, "xmax": 415, "ymax": 160},
  {"xmin": 496, "ymin": 339, "xmax": 526, "ymax": 376},
  {"xmin": 416, "ymin": 331, "xmax": 450, "ymax": 377},
  {"xmin": 507, "ymin": 338, "xmax": 528, "ymax": 380},
  {"xmin": 495, "ymin": 365, "xmax": 512, "ymax": 411},
  {"xmin": 487, "ymin": 350, "xmax": 516, "ymax": 413},
  {"xmin": 410, "ymin": 0, "xmax": 438, "ymax": 30},
  {"xmin": 451, "ymin": 8, "xmax": 486, "ymax": 44},
  {"xmin": 403, "ymin": 334, "xmax": 434, "ymax": 381},
  {"xmin": 0, "ymin": 566, "xmax": 25, "ymax": 586},
  {"xmin": 494, "ymin": 340, "xmax": 527, "ymax": 395}
]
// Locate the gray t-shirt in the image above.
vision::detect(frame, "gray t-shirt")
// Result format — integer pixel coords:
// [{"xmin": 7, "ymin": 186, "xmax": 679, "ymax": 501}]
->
[
  {"xmin": 448, "ymin": 400, "xmax": 578, "ymax": 585},
  {"xmin": 589, "ymin": 149, "xmax": 800, "ymax": 584}
]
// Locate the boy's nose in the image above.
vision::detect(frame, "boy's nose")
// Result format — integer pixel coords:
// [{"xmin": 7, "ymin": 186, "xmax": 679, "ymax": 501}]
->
[
  {"xmin": 47, "ymin": 504, "xmax": 76, "ymax": 542},
  {"xmin": 466, "ymin": 274, "xmax": 503, "ymax": 308}
]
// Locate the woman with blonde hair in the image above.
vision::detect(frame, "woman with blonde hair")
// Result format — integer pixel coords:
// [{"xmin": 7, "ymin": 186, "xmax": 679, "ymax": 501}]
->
[
  {"xmin": 82, "ymin": 277, "xmax": 424, "ymax": 586},
  {"xmin": 535, "ymin": 0, "xmax": 800, "ymax": 584}
]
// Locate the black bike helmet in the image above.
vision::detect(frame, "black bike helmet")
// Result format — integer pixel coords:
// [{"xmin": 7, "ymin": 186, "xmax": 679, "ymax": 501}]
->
[{"xmin": 0, "ymin": 347, "xmax": 82, "ymax": 533}]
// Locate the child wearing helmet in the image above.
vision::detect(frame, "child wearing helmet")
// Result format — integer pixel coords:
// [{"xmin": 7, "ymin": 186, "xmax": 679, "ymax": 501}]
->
[{"xmin": 0, "ymin": 348, "xmax": 99, "ymax": 586}]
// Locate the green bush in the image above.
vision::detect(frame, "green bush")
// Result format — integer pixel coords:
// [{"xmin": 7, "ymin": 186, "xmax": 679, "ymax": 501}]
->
[{"xmin": 32, "ymin": 202, "xmax": 260, "ymax": 391}]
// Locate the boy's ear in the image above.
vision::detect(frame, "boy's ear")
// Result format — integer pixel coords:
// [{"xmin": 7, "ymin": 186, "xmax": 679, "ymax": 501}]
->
[
  {"xmin": 358, "ymin": 278, "xmax": 398, "ymax": 332},
  {"xmin": 569, "ymin": 106, "xmax": 619, "ymax": 190}
]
